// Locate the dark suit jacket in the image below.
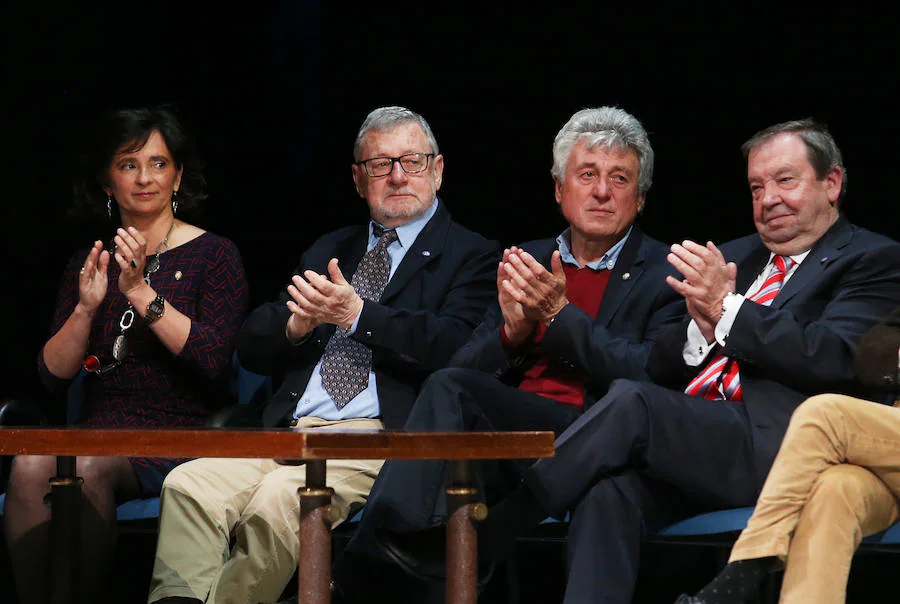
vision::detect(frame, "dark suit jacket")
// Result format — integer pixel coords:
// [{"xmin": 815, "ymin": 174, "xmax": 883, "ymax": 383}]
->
[
  {"xmin": 235, "ymin": 201, "xmax": 499, "ymax": 429},
  {"xmin": 450, "ymin": 226, "xmax": 686, "ymax": 406},
  {"xmin": 648, "ymin": 216, "xmax": 900, "ymax": 484},
  {"xmin": 855, "ymin": 306, "xmax": 900, "ymax": 393}
]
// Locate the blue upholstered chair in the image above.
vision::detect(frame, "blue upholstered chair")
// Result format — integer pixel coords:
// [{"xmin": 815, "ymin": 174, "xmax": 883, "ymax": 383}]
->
[
  {"xmin": 502, "ymin": 503, "xmax": 900, "ymax": 603},
  {"xmin": 0, "ymin": 353, "xmax": 271, "ymax": 524}
]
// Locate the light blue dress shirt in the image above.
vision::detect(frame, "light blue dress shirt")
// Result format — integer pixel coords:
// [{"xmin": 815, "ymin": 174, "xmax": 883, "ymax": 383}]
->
[
  {"xmin": 293, "ymin": 199, "xmax": 439, "ymax": 420},
  {"xmin": 556, "ymin": 226, "xmax": 632, "ymax": 270}
]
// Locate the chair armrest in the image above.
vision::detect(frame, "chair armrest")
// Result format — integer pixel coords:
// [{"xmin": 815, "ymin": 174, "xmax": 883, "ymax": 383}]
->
[
  {"xmin": 0, "ymin": 398, "xmax": 48, "ymax": 426},
  {"xmin": 205, "ymin": 404, "xmax": 263, "ymax": 428}
]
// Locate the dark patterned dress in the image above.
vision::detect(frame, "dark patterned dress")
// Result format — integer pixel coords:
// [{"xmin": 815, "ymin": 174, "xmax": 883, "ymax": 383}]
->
[{"xmin": 37, "ymin": 231, "xmax": 249, "ymax": 495}]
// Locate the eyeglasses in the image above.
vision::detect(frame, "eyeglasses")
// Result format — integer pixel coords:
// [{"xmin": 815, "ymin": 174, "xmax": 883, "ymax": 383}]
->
[{"xmin": 356, "ymin": 153, "xmax": 434, "ymax": 177}]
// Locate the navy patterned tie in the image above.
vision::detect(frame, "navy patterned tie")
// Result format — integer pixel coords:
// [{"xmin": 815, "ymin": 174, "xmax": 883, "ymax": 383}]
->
[{"xmin": 320, "ymin": 226, "xmax": 398, "ymax": 408}]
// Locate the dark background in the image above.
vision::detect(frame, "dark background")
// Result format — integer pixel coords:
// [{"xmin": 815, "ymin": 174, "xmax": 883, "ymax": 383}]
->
[
  {"xmin": 1, "ymin": 3, "xmax": 900, "ymax": 601},
  {"xmin": 2, "ymin": 1, "xmax": 899, "ymax": 399}
]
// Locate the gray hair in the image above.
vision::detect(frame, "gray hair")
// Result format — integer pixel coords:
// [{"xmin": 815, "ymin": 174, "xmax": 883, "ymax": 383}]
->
[
  {"xmin": 741, "ymin": 118, "xmax": 847, "ymax": 200},
  {"xmin": 353, "ymin": 106, "xmax": 439, "ymax": 161},
  {"xmin": 551, "ymin": 107, "xmax": 654, "ymax": 197}
]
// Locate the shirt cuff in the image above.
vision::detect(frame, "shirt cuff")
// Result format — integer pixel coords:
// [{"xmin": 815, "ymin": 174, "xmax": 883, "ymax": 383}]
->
[
  {"xmin": 683, "ymin": 320, "xmax": 716, "ymax": 366},
  {"xmin": 346, "ymin": 307, "xmax": 363, "ymax": 335},
  {"xmin": 714, "ymin": 293, "xmax": 745, "ymax": 347},
  {"xmin": 285, "ymin": 323, "xmax": 313, "ymax": 346}
]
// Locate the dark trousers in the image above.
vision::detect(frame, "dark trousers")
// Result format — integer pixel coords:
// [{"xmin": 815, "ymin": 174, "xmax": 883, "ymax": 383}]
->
[
  {"xmin": 347, "ymin": 367, "xmax": 582, "ymax": 552},
  {"xmin": 527, "ymin": 379, "xmax": 764, "ymax": 603}
]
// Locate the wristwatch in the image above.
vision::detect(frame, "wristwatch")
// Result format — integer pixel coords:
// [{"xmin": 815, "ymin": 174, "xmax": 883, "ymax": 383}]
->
[{"xmin": 144, "ymin": 294, "xmax": 166, "ymax": 325}]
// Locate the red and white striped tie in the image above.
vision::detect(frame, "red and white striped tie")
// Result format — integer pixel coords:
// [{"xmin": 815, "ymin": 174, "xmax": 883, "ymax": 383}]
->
[{"xmin": 684, "ymin": 255, "xmax": 794, "ymax": 401}]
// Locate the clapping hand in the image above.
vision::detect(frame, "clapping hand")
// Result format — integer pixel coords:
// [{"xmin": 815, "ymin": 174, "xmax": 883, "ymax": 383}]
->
[
  {"xmin": 287, "ymin": 258, "xmax": 364, "ymax": 337},
  {"xmin": 113, "ymin": 226, "xmax": 150, "ymax": 296},
  {"xmin": 497, "ymin": 247, "xmax": 534, "ymax": 346},
  {"xmin": 665, "ymin": 240, "xmax": 737, "ymax": 343},
  {"xmin": 501, "ymin": 249, "xmax": 568, "ymax": 326},
  {"xmin": 77, "ymin": 240, "xmax": 110, "ymax": 314}
]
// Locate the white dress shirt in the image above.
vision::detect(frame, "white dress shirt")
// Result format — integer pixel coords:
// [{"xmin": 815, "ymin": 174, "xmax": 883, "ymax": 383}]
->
[{"xmin": 683, "ymin": 250, "xmax": 811, "ymax": 366}]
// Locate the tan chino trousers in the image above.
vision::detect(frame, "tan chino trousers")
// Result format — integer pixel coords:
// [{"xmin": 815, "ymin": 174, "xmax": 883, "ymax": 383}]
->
[
  {"xmin": 147, "ymin": 417, "xmax": 385, "ymax": 604},
  {"xmin": 730, "ymin": 394, "xmax": 900, "ymax": 604}
]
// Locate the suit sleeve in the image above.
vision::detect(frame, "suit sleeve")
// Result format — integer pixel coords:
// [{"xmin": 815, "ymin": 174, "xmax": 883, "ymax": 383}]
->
[
  {"xmin": 541, "ymin": 283, "xmax": 686, "ymax": 386},
  {"xmin": 446, "ymin": 305, "xmax": 516, "ymax": 375},
  {"xmin": 235, "ymin": 249, "xmax": 327, "ymax": 376},
  {"xmin": 646, "ymin": 319, "xmax": 700, "ymax": 388},
  {"xmin": 854, "ymin": 306, "xmax": 900, "ymax": 391},
  {"xmin": 722, "ymin": 241, "xmax": 900, "ymax": 394},
  {"xmin": 350, "ymin": 240, "xmax": 499, "ymax": 371}
]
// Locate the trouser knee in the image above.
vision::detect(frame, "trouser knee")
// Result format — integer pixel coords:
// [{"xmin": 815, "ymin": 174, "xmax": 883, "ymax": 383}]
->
[
  {"xmin": 791, "ymin": 393, "xmax": 858, "ymax": 425},
  {"xmin": 811, "ymin": 464, "xmax": 879, "ymax": 515}
]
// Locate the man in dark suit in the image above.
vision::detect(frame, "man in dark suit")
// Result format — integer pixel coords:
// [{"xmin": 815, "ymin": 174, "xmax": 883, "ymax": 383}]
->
[
  {"xmin": 338, "ymin": 106, "xmax": 685, "ymax": 585},
  {"xmin": 473, "ymin": 119, "xmax": 900, "ymax": 603},
  {"xmin": 146, "ymin": 106, "xmax": 498, "ymax": 604}
]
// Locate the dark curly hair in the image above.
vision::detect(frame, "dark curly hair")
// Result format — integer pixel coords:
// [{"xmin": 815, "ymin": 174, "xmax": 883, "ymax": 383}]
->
[{"xmin": 72, "ymin": 104, "xmax": 207, "ymax": 220}]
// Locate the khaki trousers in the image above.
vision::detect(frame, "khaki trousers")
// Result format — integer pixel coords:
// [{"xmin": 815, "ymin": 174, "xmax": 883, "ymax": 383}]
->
[
  {"xmin": 147, "ymin": 417, "xmax": 385, "ymax": 604},
  {"xmin": 730, "ymin": 394, "xmax": 900, "ymax": 604}
]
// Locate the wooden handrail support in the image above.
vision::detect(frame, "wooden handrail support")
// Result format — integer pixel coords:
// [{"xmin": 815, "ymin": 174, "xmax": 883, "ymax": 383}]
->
[{"xmin": 0, "ymin": 427, "xmax": 554, "ymax": 604}]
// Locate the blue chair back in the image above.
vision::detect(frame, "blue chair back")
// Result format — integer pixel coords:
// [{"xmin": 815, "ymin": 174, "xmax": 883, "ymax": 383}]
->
[{"xmin": 1, "ymin": 352, "xmax": 271, "ymax": 523}]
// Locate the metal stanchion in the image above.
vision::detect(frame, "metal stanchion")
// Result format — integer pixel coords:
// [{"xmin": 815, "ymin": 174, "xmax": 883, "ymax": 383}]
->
[
  {"xmin": 445, "ymin": 460, "xmax": 487, "ymax": 604},
  {"xmin": 49, "ymin": 455, "xmax": 82, "ymax": 604},
  {"xmin": 297, "ymin": 460, "xmax": 337, "ymax": 604}
]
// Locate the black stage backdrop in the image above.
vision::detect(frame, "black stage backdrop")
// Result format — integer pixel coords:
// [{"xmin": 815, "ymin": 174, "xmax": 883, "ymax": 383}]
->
[{"xmin": 2, "ymin": 1, "xmax": 898, "ymax": 403}]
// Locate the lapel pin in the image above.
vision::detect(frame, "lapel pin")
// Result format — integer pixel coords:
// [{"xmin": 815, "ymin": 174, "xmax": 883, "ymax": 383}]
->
[
  {"xmin": 820, "ymin": 256, "xmax": 829, "ymax": 264},
  {"xmin": 421, "ymin": 250, "xmax": 431, "ymax": 257},
  {"xmin": 622, "ymin": 272, "xmax": 631, "ymax": 280},
  {"xmin": 175, "ymin": 271, "xmax": 183, "ymax": 280}
]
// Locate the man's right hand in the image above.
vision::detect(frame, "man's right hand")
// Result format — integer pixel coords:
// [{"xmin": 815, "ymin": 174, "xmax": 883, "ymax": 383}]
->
[
  {"xmin": 498, "ymin": 247, "xmax": 534, "ymax": 347},
  {"xmin": 285, "ymin": 280, "xmax": 322, "ymax": 343}
]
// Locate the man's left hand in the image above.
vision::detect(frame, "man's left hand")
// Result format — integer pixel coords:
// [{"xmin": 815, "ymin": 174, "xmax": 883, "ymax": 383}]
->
[
  {"xmin": 501, "ymin": 250, "xmax": 568, "ymax": 326},
  {"xmin": 289, "ymin": 258, "xmax": 364, "ymax": 330}
]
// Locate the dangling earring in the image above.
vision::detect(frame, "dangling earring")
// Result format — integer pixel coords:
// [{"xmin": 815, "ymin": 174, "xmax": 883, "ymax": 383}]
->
[
  {"xmin": 172, "ymin": 190, "xmax": 179, "ymax": 216},
  {"xmin": 107, "ymin": 195, "xmax": 113, "ymax": 219}
]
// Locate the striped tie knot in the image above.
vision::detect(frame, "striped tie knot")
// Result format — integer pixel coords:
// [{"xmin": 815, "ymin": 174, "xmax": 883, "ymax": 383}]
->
[
  {"xmin": 748, "ymin": 255, "xmax": 794, "ymax": 307},
  {"xmin": 774, "ymin": 254, "xmax": 793, "ymax": 274}
]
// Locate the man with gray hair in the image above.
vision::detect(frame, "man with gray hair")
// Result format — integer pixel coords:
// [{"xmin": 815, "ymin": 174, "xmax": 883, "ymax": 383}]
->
[
  {"xmin": 462, "ymin": 118, "xmax": 900, "ymax": 603},
  {"xmin": 337, "ymin": 105, "xmax": 685, "ymax": 597},
  {"xmin": 146, "ymin": 106, "xmax": 498, "ymax": 604}
]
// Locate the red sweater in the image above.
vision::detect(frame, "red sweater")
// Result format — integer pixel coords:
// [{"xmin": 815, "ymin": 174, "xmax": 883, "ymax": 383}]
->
[{"xmin": 501, "ymin": 264, "xmax": 612, "ymax": 407}]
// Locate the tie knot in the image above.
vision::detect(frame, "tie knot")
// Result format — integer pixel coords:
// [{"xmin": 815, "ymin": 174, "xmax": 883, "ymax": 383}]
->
[
  {"xmin": 372, "ymin": 224, "xmax": 398, "ymax": 245},
  {"xmin": 774, "ymin": 255, "xmax": 794, "ymax": 275}
]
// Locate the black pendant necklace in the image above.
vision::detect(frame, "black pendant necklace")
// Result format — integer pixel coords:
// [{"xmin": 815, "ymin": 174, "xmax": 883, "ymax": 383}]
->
[{"xmin": 84, "ymin": 221, "xmax": 175, "ymax": 375}]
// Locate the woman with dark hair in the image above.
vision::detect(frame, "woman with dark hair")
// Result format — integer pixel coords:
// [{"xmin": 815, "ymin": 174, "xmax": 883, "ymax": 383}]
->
[{"xmin": 3, "ymin": 105, "xmax": 249, "ymax": 604}]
